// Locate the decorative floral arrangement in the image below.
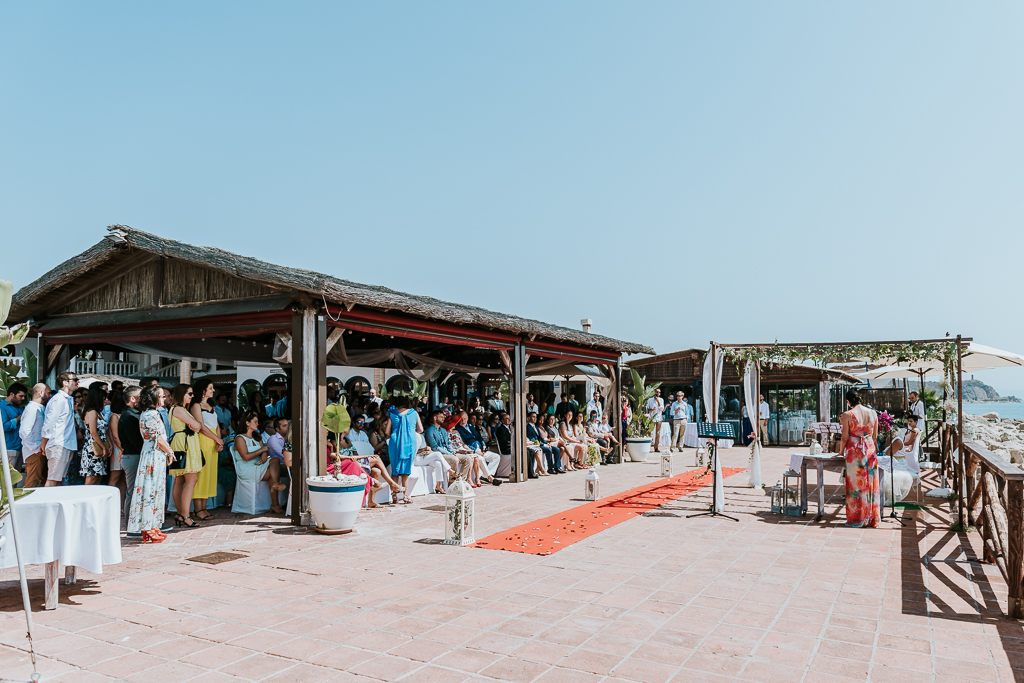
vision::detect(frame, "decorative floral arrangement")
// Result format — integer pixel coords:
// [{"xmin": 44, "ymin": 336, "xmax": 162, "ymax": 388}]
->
[
  {"xmin": 878, "ymin": 411, "xmax": 897, "ymax": 445},
  {"xmin": 721, "ymin": 340, "xmax": 959, "ymax": 374},
  {"xmin": 308, "ymin": 471, "xmax": 366, "ymax": 487}
]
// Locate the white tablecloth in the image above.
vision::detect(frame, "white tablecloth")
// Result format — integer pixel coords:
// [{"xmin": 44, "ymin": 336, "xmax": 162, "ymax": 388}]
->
[
  {"xmin": 0, "ymin": 486, "xmax": 122, "ymax": 574},
  {"xmin": 682, "ymin": 422, "xmax": 733, "ymax": 449}
]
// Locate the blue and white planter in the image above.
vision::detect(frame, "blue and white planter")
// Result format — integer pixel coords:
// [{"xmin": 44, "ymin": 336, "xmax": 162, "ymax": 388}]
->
[{"xmin": 307, "ymin": 474, "xmax": 366, "ymax": 533}]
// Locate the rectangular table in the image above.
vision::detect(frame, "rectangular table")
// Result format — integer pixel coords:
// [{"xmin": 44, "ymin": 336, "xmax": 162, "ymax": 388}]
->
[
  {"xmin": 0, "ymin": 486, "xmax": 122, "ymax": 609},
  {"xmin": 797, "ymin": 452, "xmax": 846, "ymax": 519}
]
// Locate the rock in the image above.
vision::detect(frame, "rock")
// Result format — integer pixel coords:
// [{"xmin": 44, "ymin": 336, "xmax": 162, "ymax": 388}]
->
[
  {"xmin": 1011, "ymin": 449, "xmax": 1024, "ymax": 464},
  {"xmin": 982, "ymin": 412, "xmax": 1001, "ymax": 420}
]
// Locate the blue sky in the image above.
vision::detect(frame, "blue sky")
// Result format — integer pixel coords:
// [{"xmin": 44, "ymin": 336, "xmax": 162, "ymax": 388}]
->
[{"xmin": 3, "ymin": 2, "xmax": 1023, "ymax": 396}]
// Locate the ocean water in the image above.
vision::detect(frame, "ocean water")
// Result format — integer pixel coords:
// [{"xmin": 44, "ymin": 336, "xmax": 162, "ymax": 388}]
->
[{"xmin": 964, "ymin": 402, "xmax": 1024, "ymax": 421}]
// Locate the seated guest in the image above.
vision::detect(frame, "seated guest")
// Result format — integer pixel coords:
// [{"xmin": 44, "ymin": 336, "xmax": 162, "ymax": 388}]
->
[
  {"xmin": 527, "ymin": 411, "xmax": 557, "ymax": 475},
  {"xmin": 266, "ymin": 417, "xmax": 289, "ymax": 465},
  {"xmin": 232, "ymin": 411, "xmax": 286, "ymax": 514},
  {"xmin": 575, "ymin": 411, "xmax": 602, "ymax": 467},
  {"xmin": 425, "ymin": 410, "xmax": 474, "ymax": 482},
  {"xmin": 456, "ymin": 411, "xmax": 487, "ymax": 452},
  {"xmin": 559, "ymin": 411, "xmax": 586, "ymax": 468},
  {"xmin": 598, "ymin": 414, "xmax": 619, "ymax": 447},
  {"xmin": 587, "ymin": 411, "xmax": 612, "ymax": 463},
  {"xmin": 543, "ymin": 413, "xmax": 572, "ymax": 471},
  {"xmin": 342, "ymin": 415, "xmax": 405, "ymax": 498},
  {"xmin": 446, "ymin": 413, "xmax": 500, "ymax": 486},
  {"xmin": 495, "ymin": 412, "xmax": 537, "ymax": 478},
  {"xmin": 468, "ymin": 397, "xmax": 484, "ymax": 414}
]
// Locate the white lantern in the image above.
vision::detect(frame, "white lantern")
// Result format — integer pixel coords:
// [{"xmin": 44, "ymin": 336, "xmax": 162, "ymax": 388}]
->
[
  {"xmin": 660, "ymin": 453, "xmax": 673, "ymax": 478},
  {"xmin": 584, "ymin": 466, "xmax": 600, "ymax": 501},
  {"xmin": 444, "ymin": 479, "xmax": 476, "ymax": 546}
]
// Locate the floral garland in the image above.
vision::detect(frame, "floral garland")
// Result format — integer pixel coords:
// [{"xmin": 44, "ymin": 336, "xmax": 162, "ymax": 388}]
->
[{"xmin": 720, "ymin": 340, "xmax": 958, "ymax": 374}]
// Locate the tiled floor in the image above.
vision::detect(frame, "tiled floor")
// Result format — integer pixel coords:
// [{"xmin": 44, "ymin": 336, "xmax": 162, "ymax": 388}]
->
[{"xmin": 1, "ymin": 446, "xmax": 1020, "ymax": 682}]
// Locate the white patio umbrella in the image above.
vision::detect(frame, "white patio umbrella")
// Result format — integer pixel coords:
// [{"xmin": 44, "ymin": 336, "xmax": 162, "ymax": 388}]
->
[{"xmin": 856, "ymin": 342, "xmax": 1024, "ymax": 390}]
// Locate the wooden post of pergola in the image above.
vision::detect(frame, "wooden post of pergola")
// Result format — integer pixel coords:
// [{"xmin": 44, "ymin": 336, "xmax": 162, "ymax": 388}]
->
[
  {"xmin": 290, "ymin": 305, "xmax": 326, "ymax": 526},
  {"xmin": 611, "ymin": 358, "xmax": 622, "ymax": 463},
  {"xmin": 509, "ymin": 342, "xmax": 528, "ymax": 483}
]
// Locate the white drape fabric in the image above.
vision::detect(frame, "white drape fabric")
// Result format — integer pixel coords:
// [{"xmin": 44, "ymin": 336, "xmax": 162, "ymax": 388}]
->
[
  {"xmin": 743, "ymin": 361, "xmax": 763, "ymax": 489},
  {"xmin": 702, "ymin": 348, "xmax": 725, "ymax": 512}
]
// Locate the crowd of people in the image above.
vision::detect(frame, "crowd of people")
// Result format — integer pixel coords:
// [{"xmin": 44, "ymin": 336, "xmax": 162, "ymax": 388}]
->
[{"xmin": 1, "ymin": 376, "xmax": 625, "ymax": 536}]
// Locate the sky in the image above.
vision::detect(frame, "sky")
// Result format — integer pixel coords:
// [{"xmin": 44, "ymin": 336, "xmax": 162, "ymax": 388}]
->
[{"xmin": 2, "ymin": 2, "xmax": 1023, "ymax": 397}]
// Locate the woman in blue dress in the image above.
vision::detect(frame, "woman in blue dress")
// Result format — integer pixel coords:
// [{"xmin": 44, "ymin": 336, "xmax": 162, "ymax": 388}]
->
[{"xmin": 382, "ymin": 396, "xmax": 422, "ymax": 504}]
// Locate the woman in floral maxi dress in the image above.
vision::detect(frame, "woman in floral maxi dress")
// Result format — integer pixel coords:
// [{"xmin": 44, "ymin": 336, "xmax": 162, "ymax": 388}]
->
[
  {"xmin": 839, "ymin": 389, "xmax": 880, "ymax": 528},
  {"xmin": 128, "ymin": 386, "xmax": 176, "ymax": 542}
]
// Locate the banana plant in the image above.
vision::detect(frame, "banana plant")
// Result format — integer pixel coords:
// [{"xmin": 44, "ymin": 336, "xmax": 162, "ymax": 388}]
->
[
  {"xmin": 625, "ymin": 368, "xmax": 662, "ymax": 439},
  {"xmin": 0, "ymin": 280, "xmax": 29, "ymax": 399},
  {"xmin": 320, "ymin": 397, "xmax": 353, "ymax": 479},
  {"xmin": 0, "ymin": 465, "xmax": 32, "ymax": 521}
]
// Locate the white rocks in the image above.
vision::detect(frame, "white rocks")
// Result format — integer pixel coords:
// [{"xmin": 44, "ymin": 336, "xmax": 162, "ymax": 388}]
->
[{"xmin": 982, "ymin": 412, "xmax": 1001, "ymax": 420}]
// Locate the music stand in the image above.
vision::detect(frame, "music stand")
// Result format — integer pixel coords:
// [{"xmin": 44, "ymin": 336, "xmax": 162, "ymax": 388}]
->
[{"xmin": 687, "ymin": 422, "xmax": 738, "ymax": 522}]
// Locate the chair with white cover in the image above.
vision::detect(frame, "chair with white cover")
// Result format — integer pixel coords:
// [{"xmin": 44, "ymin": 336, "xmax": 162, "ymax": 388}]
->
[
  {"xmin": 353, "ymin": 440, "xmax": 392, "ymax": 505},
  {"xmin": 230, "ymin": 445, "xmax": 273, "ymax": 515},
  {"xmin": 493, "ymin": 436, "xmax": 513, "ymax": 479}
]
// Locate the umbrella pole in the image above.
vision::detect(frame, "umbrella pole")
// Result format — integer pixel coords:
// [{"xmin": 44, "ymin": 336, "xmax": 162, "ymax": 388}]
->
[{"xmin": 957, "ymin": 335, "xmax": 964, "ymax": 527}]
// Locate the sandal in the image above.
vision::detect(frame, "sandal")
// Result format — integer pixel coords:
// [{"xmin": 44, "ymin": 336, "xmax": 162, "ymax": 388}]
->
[{"xmin": 194, "ymin": 510, "xmax": 214, "ymax": 521}]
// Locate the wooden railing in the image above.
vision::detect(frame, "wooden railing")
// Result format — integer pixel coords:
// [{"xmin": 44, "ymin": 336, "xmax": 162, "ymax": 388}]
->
[{"xmin": 964, "ymin": 439, "xmax": 1024, "ymax": 618}]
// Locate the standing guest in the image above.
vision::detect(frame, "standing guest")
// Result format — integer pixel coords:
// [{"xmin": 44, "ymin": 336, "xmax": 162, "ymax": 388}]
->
[
  {"xmin": 156, "ymin": 387, "xmax": 173, "ymax": 441},
  {"xmin": 232, "ymin": 411, "xmax": 286, "ymax": 513},
  {"xmin": 525, "ymin": 394, "xmax": 539, "ymax": 414},
  {"xmin": 80, "ymin": 385, "xmax": 110, "ymax": 485},
  {"xmin": 118, "ymin": 387, "xmax": 147, "ymax": 521},
  {"xmin": 758, "ymin": 394, "xmax": 770, "ymax": 445},
  {"xmin": 1, "ymin": 382, "xmax": 27, "ymax": 472},
  {"xmin": 61, "ymin": 388, "xmax": 88, "ymax": 487},
  {"xmin": 545, "ymin": 393, "xmax": 557, "ymax": 415},
  {"xmin": 126, "ymin": 386, "xmax": 174, "ymax": 544},
  {"xmin": 839, "ymin": 389, "xmax": 880, "ymax": 528},
  {"xmin": 19, "ymin": 383, "xmax": 50, "ymax": 487},
  {"xmin": 40, "ymin": 373, "xmax": 80, "ymax": 487},
  {"xmin": 908, "ymin": 391, "xmax": 926, "ymax": 429},
  {"xmin": 621, "ymin": 393, "xmax": 632, "ymax": 436},
  {"xmin": 190, "ymin": 378, "xmax": 224, "ymax": 522},
  {"xmin": 383, "ymin": 396, "xmax": 421, "ymax": 502},
  {"xmin": 554, "ymin": 393, "xmax": 570, "ymax": 420},
  {"xmin": 342, "ymin": 416, "xmax": 406, "ymax": 496},
  {"xmin": 669, "ymin": 392, "xmax": 692, "ymax": 453},
  {"xmin": 106, "ymin": 392, "xmax": 126, "ymax": 507},
  {"xmin": 218, "ymin": 425, "xmax": 237, "ymax": 509},
  {"xmin": 215, "ymin": 393, "xmax": 233, "ymax": 436},
  {"xmin": 487, "ymin": 392, "xmax": 505, "ymax": 413},
  {"xmin": 368, "ymin": 387, "xmax": 383, "ymax": 407},
  {"xmin": 586, "ymin": 391, "xmax": 603, "ymax": 420},
  {"xmin": 101, "ymin": 380, "xmax": 122, "ymax": 423},
  {"xmin": 168, "ymin": 384, "xmax": 205, "ymax": 527},
  {"xmin": 645, "ymin": 388, "xmax": 665, "ymax": 453}
]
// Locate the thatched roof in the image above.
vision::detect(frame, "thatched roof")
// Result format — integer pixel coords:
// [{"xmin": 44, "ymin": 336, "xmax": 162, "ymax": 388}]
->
[{"xmin": 12, "ymin": 225, "xmax": 652, "ymax": 355}]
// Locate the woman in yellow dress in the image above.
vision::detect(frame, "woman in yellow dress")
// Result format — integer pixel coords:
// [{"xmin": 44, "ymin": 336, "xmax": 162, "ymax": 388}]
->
[
  {"xmin": 168, "ymin": 384, "xmax": 205, "ymax": 528},
  {"xmin": 190, "ymin": 378, "xmax": 224, "ymax": 521}
]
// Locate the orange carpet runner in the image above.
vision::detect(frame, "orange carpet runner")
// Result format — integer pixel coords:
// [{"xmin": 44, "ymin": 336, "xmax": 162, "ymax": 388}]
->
[{"xmin": 473, "ymin": 467, "xmax": 745, "ymax": 555}]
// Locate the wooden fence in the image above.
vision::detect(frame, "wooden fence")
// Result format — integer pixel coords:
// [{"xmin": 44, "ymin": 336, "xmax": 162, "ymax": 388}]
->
[{"xmin": 963, "ymin": 438, "xmax": 1024, "ymax": 619}]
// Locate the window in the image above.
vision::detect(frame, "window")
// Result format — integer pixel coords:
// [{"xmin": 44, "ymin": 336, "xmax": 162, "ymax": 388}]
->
[
  {"xmin": 346, "ymin": 376, "xmax": 371, "ymax": 400},
  {"xmin": 263, "ymin": 374, "xmax": 289, "ymax": 403},
  {"xmin": 387, "ymin": 376, "xmax": 413, "ymax": 396}
]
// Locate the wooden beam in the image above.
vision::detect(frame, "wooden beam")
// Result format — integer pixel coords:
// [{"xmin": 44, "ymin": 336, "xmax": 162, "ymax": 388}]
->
[
  {"xmin": 316, "ymin": 313, "xmax": 328, "ymax": 477},
  {"xmin": 290, "ymin": 309, "xmax": 306, "ymax": 526},
  {"xmin": 509, "ymin": 342, "xmax": 528, "ymax": 482}
]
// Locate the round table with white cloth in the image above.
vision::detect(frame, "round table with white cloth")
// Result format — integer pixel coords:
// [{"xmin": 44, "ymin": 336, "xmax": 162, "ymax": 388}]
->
[{"xmin": 0, "ymin": 486, "xmax": 122, "ymax": 576}]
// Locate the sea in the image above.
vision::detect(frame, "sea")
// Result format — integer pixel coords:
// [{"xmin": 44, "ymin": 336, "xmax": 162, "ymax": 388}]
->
[{"xmin": 964, "ymin": 402, "xmax": 1024, "ymax": 421}]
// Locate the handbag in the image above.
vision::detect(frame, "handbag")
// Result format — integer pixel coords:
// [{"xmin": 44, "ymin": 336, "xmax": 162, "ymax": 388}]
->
[{"xmin": 169, "ymin": 424, "xmax": 205, "ymax": 469}]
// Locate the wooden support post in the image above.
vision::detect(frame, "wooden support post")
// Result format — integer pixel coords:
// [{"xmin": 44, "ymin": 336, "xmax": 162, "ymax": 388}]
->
[
  {"xmin": 1007, "ymin": 478, "xmax": 1024, "ymax": 618},
  {"xmin": 44, "ymin": 560, "xmax": 59, "ymax": 610},
  {"xmin": 290, "ymin": 307, "xmax": 320, "ymax": 526},
  {"xmin": 37, "ymin": 334, "xmax": 46, "ymax": 386},
  {"xmin": 316, "ymin": 314, "xmax": 328, "ymax": 478},
  {"xmin": 509, "ymin": 343, "xmax": 528, "ymax": 482},
  {"xmin": 179, "ymin": 358, "xmax": 192, "ymax": 385},
  {"xmin": 64, "ymin": 566, "xmax": 76, "ymax": 585}
]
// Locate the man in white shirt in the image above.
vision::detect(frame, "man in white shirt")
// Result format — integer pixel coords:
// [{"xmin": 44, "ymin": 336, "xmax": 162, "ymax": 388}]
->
[
  {"xmin": 585, "ymin": 391, "xmax": 603, "ymax": 421},
  {"xmin": 19, "ymin": 383, "xmax": 50, "ymax": 487},
  {"xmin": 39, "ymin": 372, "xmax": 80, "ymax": 486},
  {"xmin": 368, "ymin": 388, "xmax": 383, "ymax": 407},
  {"xmin": 908, "ymin": 391, "xmax": 926, "ymax": 429},
  {"xmin": 525, "ymin": 393, "xmax": 539, "ymax": 414},
  {"xmin": 758, "ymin": 394, "xmax": 770, "ymax": 445},
  {"xmin": 645, "ymin": 388, "xmax": 665, "ymax": 452},
  {"xmin": 669, "ymin": 393, "xmax": 692, "ymax": 452}
]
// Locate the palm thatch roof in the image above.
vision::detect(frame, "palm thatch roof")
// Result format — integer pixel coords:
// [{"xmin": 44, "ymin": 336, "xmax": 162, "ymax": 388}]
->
[{"xmin": 11, "ymin": 225, "xmax": 652, "ymax": 355}]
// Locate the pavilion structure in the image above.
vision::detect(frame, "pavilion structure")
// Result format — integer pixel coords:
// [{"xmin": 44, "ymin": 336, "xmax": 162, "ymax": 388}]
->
[{"xmin": 7, "ymin": 225, "xmax": 651, "ymax": 525}]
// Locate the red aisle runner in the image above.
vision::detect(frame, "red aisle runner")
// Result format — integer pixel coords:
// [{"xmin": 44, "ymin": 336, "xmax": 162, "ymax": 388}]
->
[{"xmin": 472, "ymin": 467, "xmax": 745, "ymax": 555}]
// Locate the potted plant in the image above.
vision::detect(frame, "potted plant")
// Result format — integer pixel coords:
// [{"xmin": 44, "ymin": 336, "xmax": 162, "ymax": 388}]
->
[
  {"xmin": 624, "ymin": 368, "xmax": 662, "ymax": 462},
  {"xmin": 306, "ymin": 398, "xmax": 367, "ymax": 534}
]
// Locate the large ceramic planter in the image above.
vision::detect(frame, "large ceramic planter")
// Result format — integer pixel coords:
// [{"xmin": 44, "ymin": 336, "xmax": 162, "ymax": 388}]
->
[
  {"xmin": 307, "ymin": 475, "xmax": 366, "ymax": 534},
  {"xmin": 625, "ymin": 438, "xmax": 652, "ymax": 462}
]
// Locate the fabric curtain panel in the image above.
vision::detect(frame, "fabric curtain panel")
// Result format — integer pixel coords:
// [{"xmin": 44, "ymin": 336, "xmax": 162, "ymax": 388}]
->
[
  {"xmin": 743, "ymin": 360, "xmax": 762, "ymax": 489},
  {"xmin": 702, "ymin": 348, "xmax": 725, "ymax": 512}
]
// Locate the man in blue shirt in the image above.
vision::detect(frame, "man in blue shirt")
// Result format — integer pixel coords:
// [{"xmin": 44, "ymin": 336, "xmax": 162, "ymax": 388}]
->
[
  {"xmin": 2, "ymin": 382, "xmax": 28, "ymax": 471},
  {"xmin": 425, "ymin": 410, "xmax": 473, "ymax": 480},
  {"xmin": 669, "ymin": 392, "xmax": 693, "ymax": 453}
]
